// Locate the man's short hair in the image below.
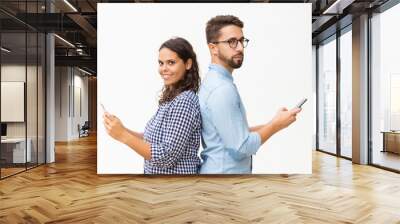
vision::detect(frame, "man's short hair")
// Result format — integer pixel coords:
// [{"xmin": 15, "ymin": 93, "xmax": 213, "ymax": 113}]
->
[{"xmin": 206, "ymin": 15, "xmax": 244, "ymax": 43}]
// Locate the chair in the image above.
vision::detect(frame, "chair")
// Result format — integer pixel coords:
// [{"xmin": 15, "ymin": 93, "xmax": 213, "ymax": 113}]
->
[{"xmin": 79, "ymin": 121, "xmax": 90, "ymax": 138}]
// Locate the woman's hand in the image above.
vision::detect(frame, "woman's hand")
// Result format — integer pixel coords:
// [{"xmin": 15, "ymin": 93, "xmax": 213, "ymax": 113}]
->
[
  {"xmin": 103, "ymin": 112, "xmax": 128, "ymax": 142},
  {"xmin": 102, "ymin": 112, "xmax": 151, "ymax": 160}
]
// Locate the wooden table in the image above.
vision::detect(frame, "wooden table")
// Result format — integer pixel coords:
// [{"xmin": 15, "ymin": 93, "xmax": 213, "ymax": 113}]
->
[{"xmin": 381, "ymin": 131, "xmax": 400, "ymax": 154}]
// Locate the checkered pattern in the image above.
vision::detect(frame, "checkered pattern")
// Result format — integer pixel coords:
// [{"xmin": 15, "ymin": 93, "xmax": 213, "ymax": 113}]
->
[{"xmin": 143, "ymin": 90, "xmax": 201, "ymax": 174}]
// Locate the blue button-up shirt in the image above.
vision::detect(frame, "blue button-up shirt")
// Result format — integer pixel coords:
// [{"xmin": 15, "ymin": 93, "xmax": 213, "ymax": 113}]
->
[{"xmin": 199, "ymin": 64, "xmax": 261, "ymax": 174}]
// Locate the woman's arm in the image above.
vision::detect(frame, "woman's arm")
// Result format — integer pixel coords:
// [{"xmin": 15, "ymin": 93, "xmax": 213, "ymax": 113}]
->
[
  {"xmin": 120, "ymin": 131, "xmax": 150, "ymax": 160},
  {"xmin": 125, "ymin": 128, "xmax": 144, "ymax": 139},
  {"xmin": 103, "ymin": 113, "xmax": 151, "ymax": 160}
]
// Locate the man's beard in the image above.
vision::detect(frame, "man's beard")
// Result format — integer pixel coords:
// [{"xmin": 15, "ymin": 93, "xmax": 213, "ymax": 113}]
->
[{"xmin": 220, "ymin": 53, "xmax": 244, "ymax": 69}]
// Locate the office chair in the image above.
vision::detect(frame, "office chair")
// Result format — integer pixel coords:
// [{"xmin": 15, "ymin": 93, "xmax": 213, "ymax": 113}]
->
[{"xmin": 79, "ymin": 121, "xmax": 90, "ymax": 138}]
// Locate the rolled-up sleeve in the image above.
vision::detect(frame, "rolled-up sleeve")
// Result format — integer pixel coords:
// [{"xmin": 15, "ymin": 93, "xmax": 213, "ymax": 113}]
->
[
  {"xmin": 149, "ymin": 97, "xmax": 198, "ymax": 168},
  {"xmin": 207, "ymin": 84, "xmax": 261, "ymax": 160}
]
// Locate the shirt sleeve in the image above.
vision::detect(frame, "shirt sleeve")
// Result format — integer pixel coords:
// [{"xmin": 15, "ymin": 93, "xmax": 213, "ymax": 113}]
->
[
  {"xmin": 207, "ymin": 84, "xmax": 261, "ymax": 160},
  {"xmin": 149, "ymin": 96, "xmax": 199, "ymax": 168}
]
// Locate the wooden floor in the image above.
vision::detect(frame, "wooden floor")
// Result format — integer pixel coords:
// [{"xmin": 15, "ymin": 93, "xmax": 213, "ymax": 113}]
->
[
  {"xmin": 1, "ymin": 167, "xmax": 26, "ymax": 178},
  {"xmin": 372, "ymin": 151, "xmax": 400, "ymax": 171},
  {"xmin": 1, "ymin": 163, "xmax": 45, "ymax": 178},
  {"xmin": 1, "ymin": 135, "xmax": 400, "ymax": 223}
]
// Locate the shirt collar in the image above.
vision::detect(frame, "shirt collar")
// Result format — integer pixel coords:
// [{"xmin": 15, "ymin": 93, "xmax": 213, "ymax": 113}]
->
[{"xmin": 208, "ymin": 63, "xmax": 233, "ymax": 82}]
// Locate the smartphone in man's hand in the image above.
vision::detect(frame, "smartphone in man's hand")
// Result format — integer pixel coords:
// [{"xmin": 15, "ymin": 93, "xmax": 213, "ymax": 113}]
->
[{"xmin": 294, "ymin": 98, "xmax": 307, "ymax": 109}]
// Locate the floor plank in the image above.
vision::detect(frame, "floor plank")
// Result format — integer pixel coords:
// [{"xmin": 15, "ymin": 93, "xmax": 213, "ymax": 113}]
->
[{"xmin": 0, "ymin": 134, "xmax": 400, "ymax": 223}]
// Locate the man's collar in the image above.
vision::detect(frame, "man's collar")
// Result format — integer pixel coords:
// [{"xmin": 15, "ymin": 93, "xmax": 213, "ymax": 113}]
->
[{"xmin": 208, "ymin": 64, "xmax": 233, "ymax": 82}]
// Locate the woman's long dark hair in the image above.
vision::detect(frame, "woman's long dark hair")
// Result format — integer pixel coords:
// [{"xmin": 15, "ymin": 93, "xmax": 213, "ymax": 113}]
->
[{"xmin": 158, "ymin": 37, "xmax": 200, "ymax": 105}]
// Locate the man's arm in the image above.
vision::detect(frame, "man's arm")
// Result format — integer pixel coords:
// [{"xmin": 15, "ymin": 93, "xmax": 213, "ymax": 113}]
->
[
  {"xmin": 207, "ymin": 85, "xmax": 302, "ymax": 158},
  {"xmin": 255, "ymin": 107, "xmax": 301, "ymax": 144},
  {"xmin": 208, "ymin": 84, "xmax": 261, "ymax": 159},
  {"xmin": 249, "ymin": 125, "xmax": 265, "ymax": 132}
]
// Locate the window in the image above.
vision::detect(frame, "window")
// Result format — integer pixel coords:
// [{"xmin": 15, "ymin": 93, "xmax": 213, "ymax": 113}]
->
[
  {"xmin": 339, "ymin": 28, "xmax": 352, "ymax": 158},
  {"xmin": 317, "ymin": 36, "xmax": 337, "ymax": 155},
  {"xmin": 0, "ymin": 1, "xmax": 47, "ymax": 179},
  {"xmin": 371, "ymin": 3, "xmax": 400, "ymax": 171}
]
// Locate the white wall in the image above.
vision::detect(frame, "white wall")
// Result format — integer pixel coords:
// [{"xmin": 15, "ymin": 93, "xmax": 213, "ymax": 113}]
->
[
  {"xmin": 55, "ymin": 67, "xmax": 89, "ymax": 141},
  {"xmin": 98, "ymin": 3, "xmax": 313, "ymax": 174},
  {"xmin": 55, "ymin": 66, "xmax": 68, "ymax": 141},
  {"xmin": 74, "ymin": 72, "xmax": 89, "ymax": 134},
  {"xmin": 1, "ymin": 63, "xmax": 46, "ymax": 163},
  {"xmin": 1, "ymin": 65, "xmax": 40, "ymax": 138}
]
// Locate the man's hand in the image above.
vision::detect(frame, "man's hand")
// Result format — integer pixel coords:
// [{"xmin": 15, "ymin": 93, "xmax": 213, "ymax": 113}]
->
[
  {"xmin": 255, "ymin": 107, "xmax": 302, "ymax": 144},
  {"xmin": 270, "ymin": 107, "xmax": 301, "ymax": 132}
]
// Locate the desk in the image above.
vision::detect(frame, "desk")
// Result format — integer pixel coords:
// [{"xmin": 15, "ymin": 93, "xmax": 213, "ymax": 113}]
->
[
  {"xmin": 1, "ymin": 138, "xmax": 31, "ymax": 163},
  {"xmin": 381, "ymin": 131, "xmax": 400, "ymax": 154}
]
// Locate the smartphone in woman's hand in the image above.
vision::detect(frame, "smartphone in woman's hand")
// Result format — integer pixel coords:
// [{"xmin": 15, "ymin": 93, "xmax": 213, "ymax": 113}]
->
[{"xmin": 100, "ymin": 103, "xmax": 108, "ymax": 114}]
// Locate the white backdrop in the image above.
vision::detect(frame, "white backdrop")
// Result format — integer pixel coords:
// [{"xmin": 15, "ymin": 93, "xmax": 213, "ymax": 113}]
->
[{"xmin": 98, "ymin": 3, "xmax": 312, "ymax": 174}]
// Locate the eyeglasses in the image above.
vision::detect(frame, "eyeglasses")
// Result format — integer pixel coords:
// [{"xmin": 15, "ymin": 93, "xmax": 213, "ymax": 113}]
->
[{"xmin": 211, "ymin": 37, "xmax": 249, "ymax": 49}]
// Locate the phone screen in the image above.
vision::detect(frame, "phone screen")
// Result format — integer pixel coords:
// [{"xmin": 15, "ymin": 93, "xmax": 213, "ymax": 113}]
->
[
  {"xmin": 100, "ymin": 103, "xmax": 107, "ymax": 113},
  {"xmin": 295, "ymin": 98, "xmax": 307, "ymax": 108}
]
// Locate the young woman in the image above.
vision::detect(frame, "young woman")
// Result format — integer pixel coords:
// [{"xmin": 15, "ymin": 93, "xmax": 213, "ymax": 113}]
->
[{"xmin": 103, "ymin": 37, "xmax": 202, "ymax": 174}]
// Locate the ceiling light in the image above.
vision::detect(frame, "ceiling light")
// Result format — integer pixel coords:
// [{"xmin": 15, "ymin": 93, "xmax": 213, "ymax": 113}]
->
[
  {"xmin": 1, "ymin": 47, "xmax": 11, "ymax": 53},
  {"xmin": 78, "ymin": 67, "xmax": 92, "ymax": 76},
  {"xmin": 322, "ymin": 0, "xmax": 354, "ymax": 15},
  {"xmin": 63, "ymin": 0, "xmax": 78, "ymax": 12},
  {"xmin": 54, "ymin": 34, "xmax": 75, "ymax": 48}
]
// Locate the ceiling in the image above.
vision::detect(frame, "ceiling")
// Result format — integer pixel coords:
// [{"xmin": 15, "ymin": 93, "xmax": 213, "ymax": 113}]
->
[{"xmin": 0, "ymin": 0, "xmax": 394, "ymax": 75}]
